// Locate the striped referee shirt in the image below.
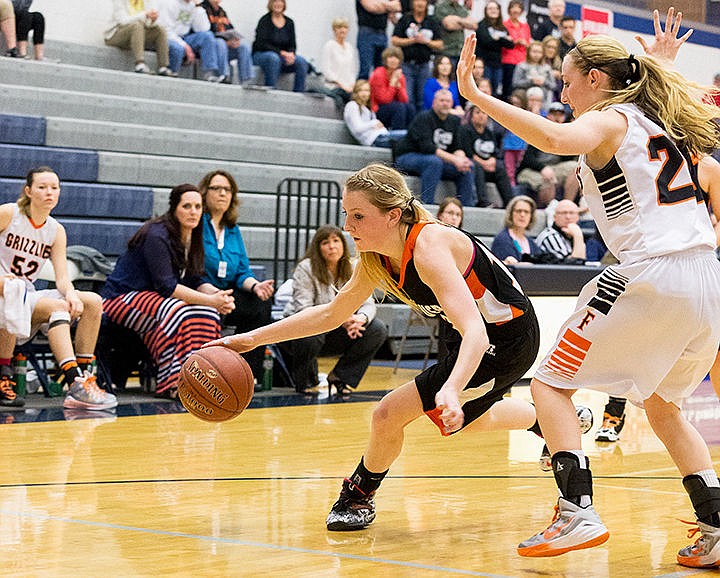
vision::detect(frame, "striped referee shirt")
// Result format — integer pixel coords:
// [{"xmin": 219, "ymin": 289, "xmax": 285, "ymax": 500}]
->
[{"xmin": 535, "ymin": 224, "xmax": 573, "ymax": 261}]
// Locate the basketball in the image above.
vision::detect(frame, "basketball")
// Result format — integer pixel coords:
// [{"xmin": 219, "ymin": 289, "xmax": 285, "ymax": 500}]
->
[{"xmin": 178, "ymin": 346, "xmax": 255, "ymax": 422}]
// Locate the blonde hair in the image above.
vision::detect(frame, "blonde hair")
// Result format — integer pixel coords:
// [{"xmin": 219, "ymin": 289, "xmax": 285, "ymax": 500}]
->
[
  {"xmin": 344, "ymin": 163, "xmax": 434, "ymax": 309},
  {"xmin": 331, "ymin": 17, "xmax": 349, "ymax": 30},
  {"xmin": 569, "ymin": 35, "xmax": 720, "ymax": 158},
  {"xmin": 351, "ymin": 79, "xmax": 371, "ymax": 105}
]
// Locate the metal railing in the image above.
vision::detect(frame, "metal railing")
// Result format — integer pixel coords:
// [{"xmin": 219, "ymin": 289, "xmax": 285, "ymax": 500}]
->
[{"xmin": 273, "ymin": 178, "xmax": 342, "ymax": 283}]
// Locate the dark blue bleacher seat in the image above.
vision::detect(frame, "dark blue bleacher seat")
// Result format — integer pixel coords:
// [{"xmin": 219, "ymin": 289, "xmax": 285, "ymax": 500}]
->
[
  {"xmin": 0, "ymin": 113, "xmax": 46, "ymax": 146},
  {"xmin": 0, "ymin": 179, "xmax": 153, "ymax": 219},
  {"xmin": 0, "ymin": 143, "xmax": 98, "ymax": 182}
]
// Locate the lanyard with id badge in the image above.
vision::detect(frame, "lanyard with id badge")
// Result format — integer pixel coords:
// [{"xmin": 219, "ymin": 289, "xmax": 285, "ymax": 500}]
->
[{"xmin": 217, "ymin": 227, "xmax": 228, "ymax": 279}]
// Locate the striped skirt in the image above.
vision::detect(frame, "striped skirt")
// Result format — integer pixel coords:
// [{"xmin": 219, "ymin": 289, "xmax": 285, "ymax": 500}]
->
[{"xmin": 102, "ymin": 291, "xmax": 221, "ymax": 395}]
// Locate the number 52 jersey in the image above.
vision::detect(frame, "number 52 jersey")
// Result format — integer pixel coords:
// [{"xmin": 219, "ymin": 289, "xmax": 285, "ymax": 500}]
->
[
  {"xmin": 578, "ymin": 103, "xmax": 716, "ymax": 265},
  {"xmin": 0, "ymin": 204, "xmax": 58, "ymax": 286}
]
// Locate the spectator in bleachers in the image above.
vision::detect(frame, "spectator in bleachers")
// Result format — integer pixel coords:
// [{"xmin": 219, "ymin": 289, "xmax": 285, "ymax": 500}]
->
[
  {"xmin": 356, "ymin": 0, "xmax": 401, "ymax": 80},
  {"xmin": 502, "ymin": 88, "xmax": 528, "ymax": 186},
  {"xmin": 490, "ymin": 195, "xmax": 539, "ymax": 264},
  {"xmin": 369, "ymin": 45, "xmax": 414, "ymax": 130},
  {"xmin": 251, "ymin": 0, "xmax": 308, "ymax": 92},
  {"xmin": 101, "ymin": 184, "xmax": 231, "ymax": 399},
  {"xmin": 105, "ymin": 0, "xmax": 172, "ymax": 75},
  {"xmin": 198, "ymin": 170, "xmax": 274, "ymax": 384},
  {"xmin": 557, "ymin": 16, "xmax": 577, "ymax": 60},
  {"xmin": 320, "ymin": 17, "xmax": 359, "ymax": 109},
  {"xmin": 501, "ymin": 0, "xmax": 531, "ymax": 103},
  {"xmin": 0, "ymin": 167, "xmax": 116, "ymax": 411},
  {"xmin": 422, "ymin": 54, "xmax": 462, "ymax": 114},
  {"xmin": 459, "ymin": 104, "xmax": 513, "ymax": 207},
  {"xmin": 515, "ymin": 101, "xmax": 578, "ymax": 207},
  {"xmin": 434, "ymin": 0, "xmax": 477, "ymax": 68},
  {"xmin": 0, "ymin": 0, "xmax": 18, "ymax": 57},
  {"xmin": 395, "ymin": 88, "xmax": 475, "ymax": 206},
  {"xmin": 12, "ymin": 0, "xmax": 43, "ymax": 60},
  {"xmin": 158, "ymin": 0, "xmax": 225, "ymax": 82},
  {"xmin": 534, "ymin": 199, "xmax": 586, "ymax": 264},
  {"xmin": 474, "ymin": 0, "xmax": 512, "ymax": 99},
  {"xmin": 525, "ymin": 85, "xmax": 546, "ymax": 115},
  {"xmin": 344, "ymin": 79, "xmax": 406, "ymax": 148},
  {"xmin": 531, "ymin": 0, "xmax": 565, "ymax": 41},
  {"xmin": 512, "ymin": 41, "xmax": 556, "ymax": 108},
  {"xmin": 200, "ymin": 0, "xmax": 254, "ymax": 84},
  {"xmin": 436, "ymin": 196, "xmax": 463, "ymax": 227},
  {"xmin": 391, "ymin": 0, "xmax": 443, "ymax": 115},
  {"xmin": 279, "ymin": 225, "xmax": 387, "ymax": 396},
  {"xmin": 541, "ymin": 35, "xmax": 563, "ymax": 101}
]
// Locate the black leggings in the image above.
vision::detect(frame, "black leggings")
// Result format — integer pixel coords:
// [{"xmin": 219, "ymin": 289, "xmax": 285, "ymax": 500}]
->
[{"xmin": 15, "ymin": 10, "xmax": 45, "ymax": 44}]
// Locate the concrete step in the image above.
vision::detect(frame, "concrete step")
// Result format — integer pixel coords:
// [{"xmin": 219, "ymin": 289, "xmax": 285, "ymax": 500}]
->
[
  {"xmin": 0, "ymin": 83, "xmax": 354, "ymax": 145},
  {"xmin": 0, "ymin": 56, "xmax": 338, "ymax": 120},
  {"xmin": 45, "ymin": 117, "xmax": 388, "ymax": 172}
]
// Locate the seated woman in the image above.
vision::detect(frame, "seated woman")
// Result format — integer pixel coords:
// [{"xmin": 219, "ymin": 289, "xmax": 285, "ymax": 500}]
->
[
  {"xmin": 490, "ymin": 195, "xmax": 539, "ymax": 264},
  {"xmin": 101, "ymin": 184, "xmax": 233, "ymax": 399},
  {"xmin": 198, "ymin": 170, "xmax": 274, "ymax": 383},
  {"xmin": 104, "ymin": 0, "xmax": 171, "ymax": 75},
  {"xmin": 369, "ymin": 46, "xmax": 415, "ymax": 131},
  {"xmin": 251, "ymin": 0, "xmax": 308, "ymax": 92},
  {"xmin": 281, "ymin": 225, "xmax": 387, "ymax": 395},
  {"xmin": 436, "ymin": 197, "xmax": 463, "ymax": 228},
  {"xmin": 344, "ymin": 79, "xmax": 406, "ymax": 148},
  {"xmin": 12, "ymin": 0, "xmax": 46, "ymax": 60},
  {"xmin": 0, "ymin": 167, "xmax": 115, "ymax": 410},
  {"xmin": 422, "ymin": 55, "xmax": 463, "ymax": 115}
]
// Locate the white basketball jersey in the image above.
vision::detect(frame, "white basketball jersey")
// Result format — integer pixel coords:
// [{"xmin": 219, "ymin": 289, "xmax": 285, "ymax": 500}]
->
[
  {"xmin": 578, "ymin": 103, "xmax": 715, "ymax": 264},
  {"xmin": 0, "ymin": 204, "xmax": 58, "ymax": 284}
]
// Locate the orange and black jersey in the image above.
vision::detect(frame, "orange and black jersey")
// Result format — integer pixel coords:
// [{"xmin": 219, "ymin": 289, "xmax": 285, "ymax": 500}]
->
[{"xmin": 382, "ymin": 222, "xmax": 530, "ymax": 326}]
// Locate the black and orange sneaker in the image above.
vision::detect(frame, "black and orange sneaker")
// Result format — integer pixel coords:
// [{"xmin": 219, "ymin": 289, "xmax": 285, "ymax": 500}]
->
[
  {"xmin": 326, "ymin": 478, "xmax": 376, "ymax": 531},
  {"xmin": 595, "ymin": 412, "xmax": 626, "ymax": 442},
  {"xmin": 0, "ymin": 374, "xmax": 24, "ymax": 407}
]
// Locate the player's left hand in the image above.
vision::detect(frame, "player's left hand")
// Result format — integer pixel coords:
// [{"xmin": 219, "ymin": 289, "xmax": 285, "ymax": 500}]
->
[
  {"xmin": 635, "ymin": 7, "xmax": 693, "ymax": 64},
  {"xmin": 435, "ymin": 386, "xmax": 464, "ymax": 434}
]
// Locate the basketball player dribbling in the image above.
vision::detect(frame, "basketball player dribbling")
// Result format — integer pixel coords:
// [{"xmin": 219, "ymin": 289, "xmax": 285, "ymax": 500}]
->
[
  {"xmin": 457, "ymin": 7, "xmax": 720, "ymax": 567},
  {"xmin": 208, "ymin": 162, "xmax": 593, "ymax": 533}
]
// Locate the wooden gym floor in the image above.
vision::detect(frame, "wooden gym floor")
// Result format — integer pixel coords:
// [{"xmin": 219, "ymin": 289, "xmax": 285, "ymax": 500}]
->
[{"xmin": 1, "ymin": 360, "xmax": 719, "ymax": 577}]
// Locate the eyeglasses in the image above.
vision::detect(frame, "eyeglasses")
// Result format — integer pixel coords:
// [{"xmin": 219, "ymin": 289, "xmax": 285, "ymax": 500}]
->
[
  {"xmin": 208, "ymin": 185, "xmax": 233, "ymax": 193},
  {"xmin": 513, "ymin": 208, "xmax": 532, "ymax": 214}
]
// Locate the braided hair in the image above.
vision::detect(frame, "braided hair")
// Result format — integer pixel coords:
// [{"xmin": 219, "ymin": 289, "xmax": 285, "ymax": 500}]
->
[{"xmin": 344, "ymin": 163, "xmax": 435, "ymax": 309}]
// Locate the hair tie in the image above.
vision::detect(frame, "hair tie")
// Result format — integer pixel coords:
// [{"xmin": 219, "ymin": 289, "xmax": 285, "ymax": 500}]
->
[{"xmin": 625, "ymin": 54, "xmax": 641, "ymax": 86}]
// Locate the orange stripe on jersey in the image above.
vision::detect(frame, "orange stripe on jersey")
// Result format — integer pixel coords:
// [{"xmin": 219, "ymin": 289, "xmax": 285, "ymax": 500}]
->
[
  {"xmin": 425, "ymin": 407, "xmax": 453, "ymax": 437},
  {"xmin": 557, "ymin": 339, "xmax": 588, "ymax": 360},
  {"xmin": 562, "ymin": 328, "xmax": 592, "ymax": 351},
  {"xmin": 544, "ymin": 328, "xmax": 593, "ymax": 380},
  {"xmin": 464, "ymin": 269, "xmax": 487, "ymax": 299},
  {"xmin": 397, "ymin": 222, "xmax": 431, "ymax": 289}
]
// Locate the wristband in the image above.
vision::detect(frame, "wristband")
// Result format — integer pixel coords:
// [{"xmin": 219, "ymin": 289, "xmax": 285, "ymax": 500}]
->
[{"xmin": 250, "ymin": 281, "xmax": 259, "ymax": 294}]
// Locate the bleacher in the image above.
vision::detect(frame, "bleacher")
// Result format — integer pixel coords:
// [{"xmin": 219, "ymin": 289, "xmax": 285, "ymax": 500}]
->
[
  {"xmin": 0, "ymin": 42, "xmax": 543, "ymax": 355},
  {"xmin": 0, "ymin": 44, "xmax": 531, "ymax": 261}
]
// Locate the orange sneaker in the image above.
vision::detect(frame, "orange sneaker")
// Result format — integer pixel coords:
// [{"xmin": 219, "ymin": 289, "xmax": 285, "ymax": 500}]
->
[
  {"xmin": 677, "ymin": 520, "xmax": 720, "ymax": 568},
  {"xmin": 518, "ymin": 498, "xmax": 609, "ymax": 557}
]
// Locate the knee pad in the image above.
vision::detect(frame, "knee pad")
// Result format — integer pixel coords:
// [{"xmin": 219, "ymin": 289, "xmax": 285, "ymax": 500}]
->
[{"xmin": 48, "ymin": 310, "xmax": 71, "ymax": 330}]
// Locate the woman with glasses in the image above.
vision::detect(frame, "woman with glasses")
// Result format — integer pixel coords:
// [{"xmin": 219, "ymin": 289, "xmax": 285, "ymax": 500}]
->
[
  {"xmin": 490, "ymin": 195, "xmax": 538, "ymax": 264},
  {"xmin": 198, "ymin": 170, "xmax": 274, "ymax": 384}
]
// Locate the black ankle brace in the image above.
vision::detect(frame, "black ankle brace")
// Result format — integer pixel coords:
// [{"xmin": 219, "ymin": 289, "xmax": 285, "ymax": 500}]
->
[
  {"xmin": 683, "ymin": 475, "xmax": 720, "ymax": 527},
  {"xmin": 552, "ymin": 451, "xmax": 593, "ymax": 506},
  {"xmin": 350, "ymin": 457, "xmax": 389, "ymax": 495}
]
